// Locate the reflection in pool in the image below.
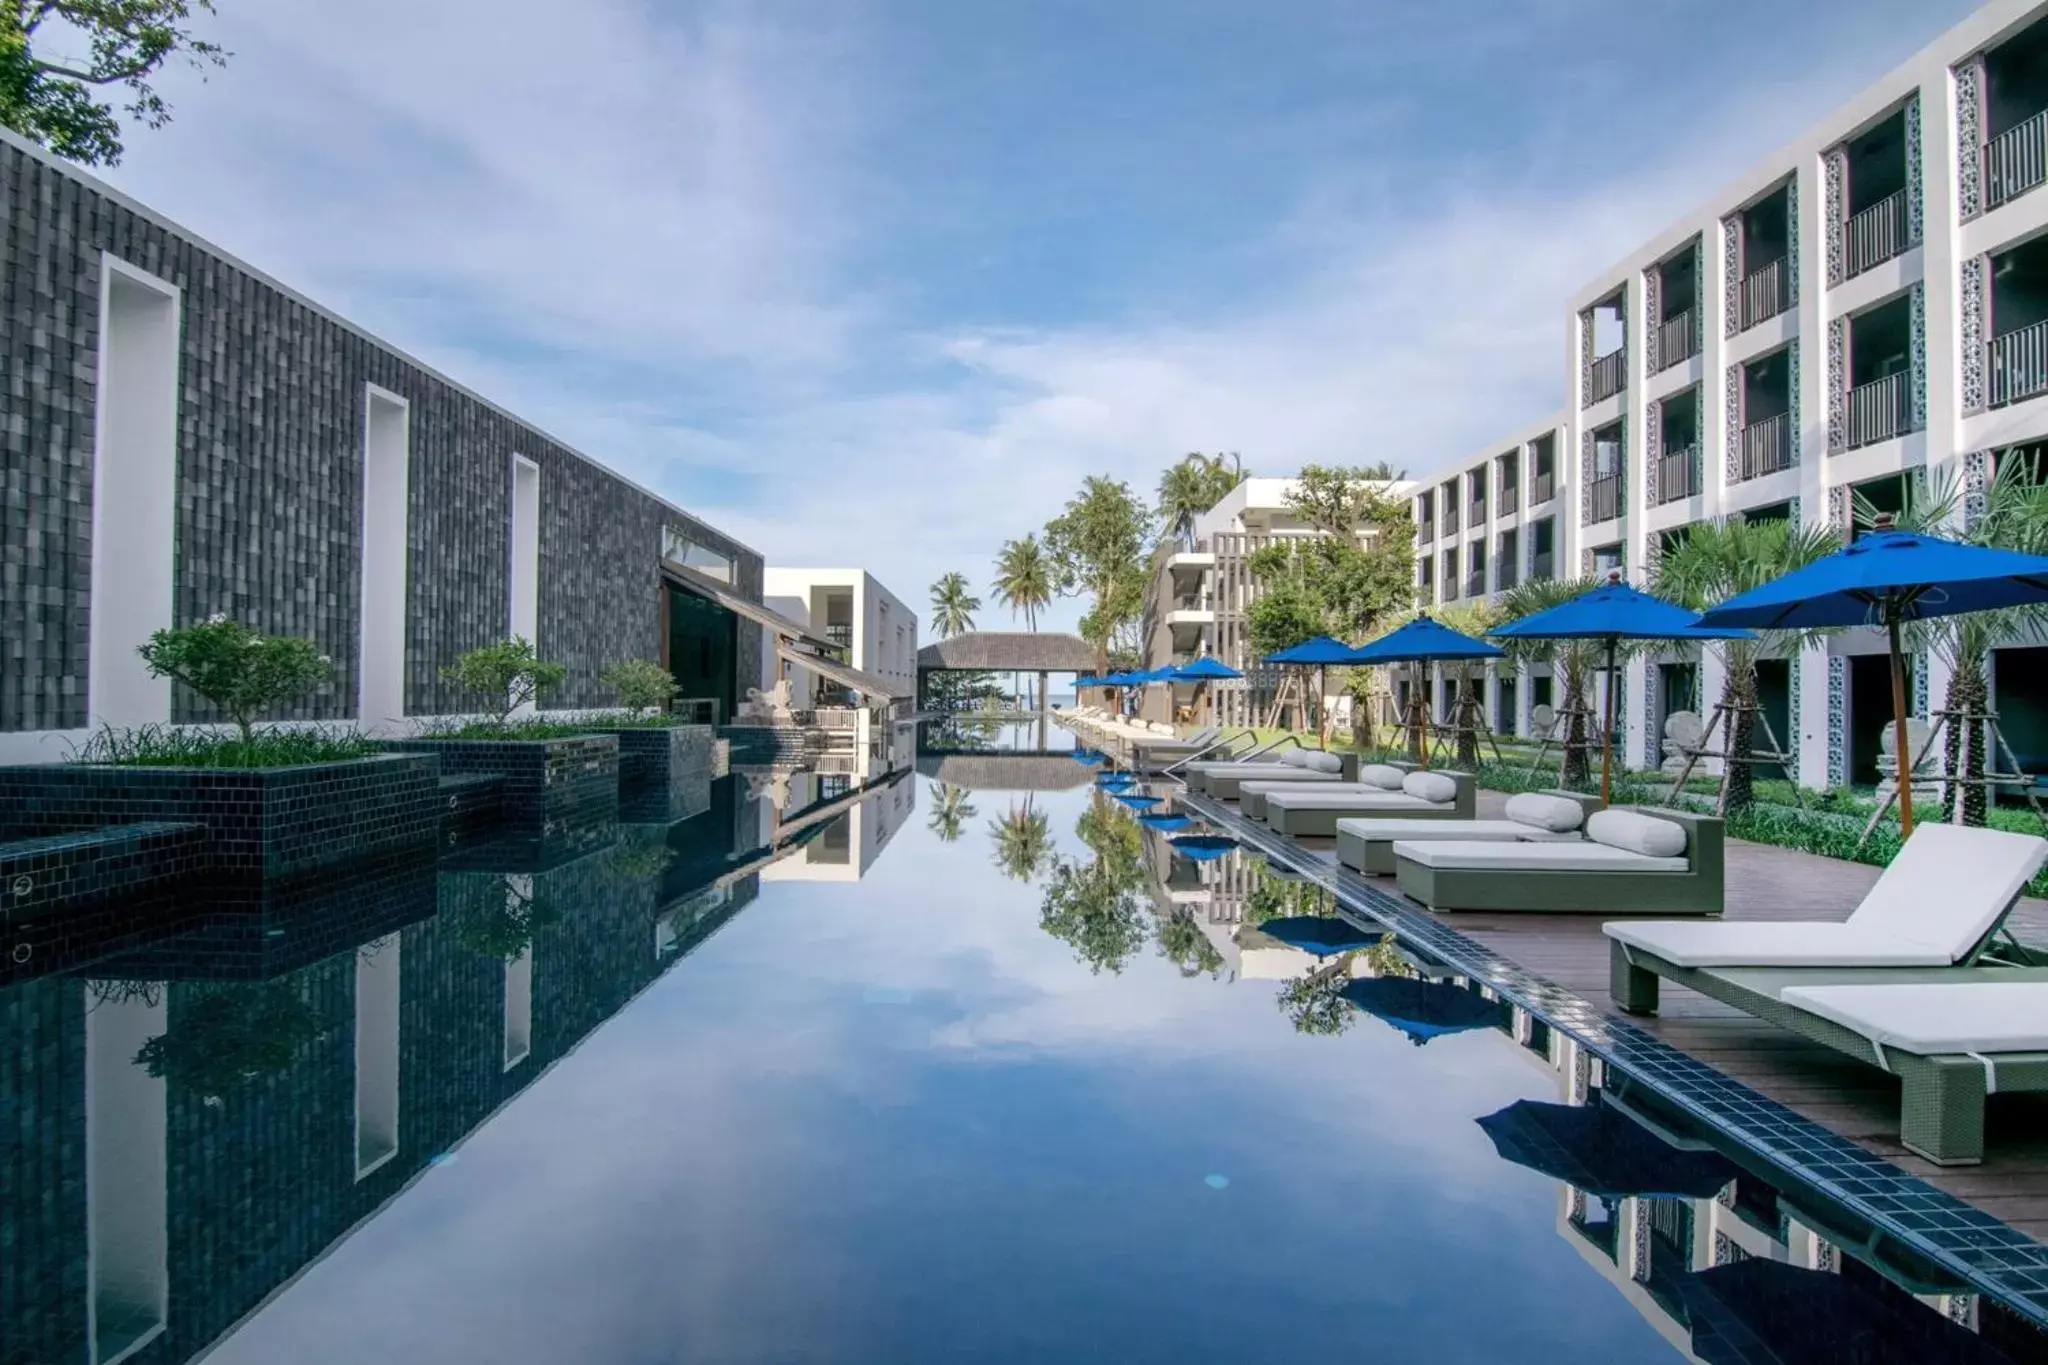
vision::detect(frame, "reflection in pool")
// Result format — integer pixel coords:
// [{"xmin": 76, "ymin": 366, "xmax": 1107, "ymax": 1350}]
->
[{"xmin": 4, "ymin": 728, "xmax": 2042, "ymax": 1364}]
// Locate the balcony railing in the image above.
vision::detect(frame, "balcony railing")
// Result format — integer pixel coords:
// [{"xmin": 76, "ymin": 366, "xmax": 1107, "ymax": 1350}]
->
[
  {"xmin": 1498, "ymin": 478, "xmax": 1518, "ymax": 516},
  {"xmin": 1588, "ymin": 474, "xmax": 1622, "ymax": 523},
  {"xmin": 1738, "ymin": 256, "xmax": 1790, "ymax": 330},
  {"xmin": 1588, "ymin": 348, "xmax": 1626, "ymax": 404},
  {"xmin": 1986, "ymin": 108, "xmax": 2048, "ymax": 212},
  {"xmin": 1531, "ymin": 468, "xmax": 1555, "ymax": 504},
  {"xmin": 1531, "ymin": 550, "xmax": 1554, "ymax": 581},
  {"xmin": 1845, "ymin": 189, "xmax": 1909, "ymax": 277},
  {"xmin": 1496, "ymin": 553, "xmax": 1519, "ymax": 591},
  {"xmin": 1468, "ymin": 499, "xmax": 1486, "ymax": 526},
  {"xmin": 1417, "ymin": 518, "xmax": 1434, "ymax": 543},
  {"xmin": 824, "ymin": 623, "xmax": 853, "ymax": 650},
  {"xmin": 1443, "ymin": 502, "xmax": 1460, "ymax": 534},
  {"xmin": 1656, "ymin": 310, "xmax": 1697, "ymax": 370},
  {"xmin": 1464, "ymin": 571, "xmax": 1485, "ymax": 598},
  {"xmin": 1739, "ymin": 411, "xmax": 1793, "ymax": 478},
  {"xmin": 1989, "ymin": 319, "xmax": 2048, "ymax": 409},
  {"xmin": 1844, "ymin": 371, "xmax": 1912, "ymax": 448},
  {"xmin": 1658, "ymin": 443, "xmax": 1699, "ymax": 503}
]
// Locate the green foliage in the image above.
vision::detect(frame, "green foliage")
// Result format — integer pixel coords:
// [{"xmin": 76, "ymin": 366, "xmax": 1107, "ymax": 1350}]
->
[
  {"xmin": 1157, "ymin": 452, "xmax": 1244, "ymax": 547},
  {"xmin": 0, "ymin": 0, "xmax": 227, "ymax": 166},
  {"xmin": 422, "ymin": 717, "xmax": 606, "ymax": 741},
  {"xmin": 930, "ymin": 571, "xmax": 981, "ymax": 638},
  {"xmin": 452, "ymin": 876, "xmax": 561, "ymax": 961},
  {"xmin": 1242, "ymin": 867, "xmax": 1334, "ymax": 926},
  {"xmin": 1155, "ymin": 909, "xmax": 1225, "ymax": 979},
  {"xmin": 600, "ymin": 658, "xmax": 677, "ymax": 718},
  {"xmin": 928, "ymin": 783, "xmax": 977, "ymax": 842},
  {"xmin": 1045, "ymin": 476, "xmax": 1154, "ymax": 665},
  {"xmin": 991, "ymin": 535, "xmax": 1053, "ymax": 631},
  {"xmin": 135, "ymin": 616, "xmax": 332, "ymax": 745},
  {"xmin": 72, "ymin": 722, "xmax": 377, "ymax": 769},
  {"xmin": 132, "ymin": 982, "xmax": 325, "ymax": 1099},
  {"xmin": 923, "ymin": 668, "xmax": 1003, "ymax": 713},
  {"xmin": 440, "ymin": 637, "xmax": 567, "ymax": 731},
  {"xmin": 1038, "ymin": 795, "xmax": 1151, "ymax": 974},
  {"xmin": 988, "ymin": 801, "xmax": 1053, "ymax": 882},
  {"xmin": 1277, "ymin": 969, "xmax": 1356, "ymax": 1036},
  {"xmin": 1243, "ymin": 467, "xmax": 1416, "ymax": 657}
]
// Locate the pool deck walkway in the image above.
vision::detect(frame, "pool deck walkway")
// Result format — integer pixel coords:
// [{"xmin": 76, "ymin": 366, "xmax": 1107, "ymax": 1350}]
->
[{"xmin": 1286, "ymin": 789, "xmax": 2048, "ymax": 1244}]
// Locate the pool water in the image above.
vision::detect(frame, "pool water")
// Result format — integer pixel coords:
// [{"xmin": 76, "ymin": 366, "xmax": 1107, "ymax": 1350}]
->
[{"xmin": 4, "ymin": 734, "xmax": 2035, "ymax": 1364}]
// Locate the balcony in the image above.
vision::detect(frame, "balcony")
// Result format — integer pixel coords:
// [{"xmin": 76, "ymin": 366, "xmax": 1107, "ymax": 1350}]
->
[
  {"xmin": 1496, "ymin": 554, "xmax": 1519, "ymax": 592},
  {"xmin": 1531, "ymin": 468, "xmax": 1555, "ymax": 504},
  {"xmin": 1739, "ymin": 412, "xmax": 1793, "ymax": 478},
  {"xmin": 1466, "ymin": 571, "xmax": 1486, "ymax": 599},
  {"xmin": 1498, "ymin": 479, "xmax": 1518, "ymax": 516},
  {"xmin": 1738, "ymin": 257, "xmax": 1790, "ymax": 330},
  {"xmin": 1656, "ymin": 310, "xmax": 1697, "ymax": 370},
  {"xmin": 1531, "ymin": 550, "xmax": 1554, "ymax": 580},
  {"xmin": 1417, "ymin": 518, "xmax": 1434, "ymax": 544},
  {"xmin": 1658, "ymin": 444, "xmax": 1698, "ymax": 503},
  {"xmin": 1986, "ymin": 108, "xmax": 2048, "ymax": 212},
  {"xmin": 1845, "ymin": 190, "xmax": 1909, "ymax": 277},
  {"xmin": 1443, "ymin": 502, "xmax": 1460, "ymax": 535},
  {"xmin": 1990, "ymin": 319, "xmax": 2048, "ymax": 409},
  {"xmin": 824, "ymin": 623, "xmax": 853, "ymax": 651},
  {"xmin": 1467, "ymin": 498, "xmax": 1486, "ymax": 527},
  {"xmin": 1844, "ymin": 371, "xmax": 1912, "ymax": 447},
  {"xmin": 1588, "ymin": 348, "xmax": 1626, "ymax": 404},
  {"xmin": 1588, "ymin": 474, "xmax": 1621, "ymax": 523}
]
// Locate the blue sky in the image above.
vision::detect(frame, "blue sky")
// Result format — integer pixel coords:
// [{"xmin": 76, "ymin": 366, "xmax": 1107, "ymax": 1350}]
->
[{"xmin": 101, "ymin": 0, "xmax": 1978, "ymax": 635}]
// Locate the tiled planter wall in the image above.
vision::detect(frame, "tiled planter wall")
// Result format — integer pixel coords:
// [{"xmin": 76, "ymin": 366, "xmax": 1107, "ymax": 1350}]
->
[
  {"xmin": 0, "ymin": 754, "xmax": 440, "ymax": 882},
  {"xmin": 387, "ymin": 736, "xmax": 618, "ymax": 861},
  {"xmin": 600, "ymin": 724, "xmax": 716, "ymax": 824}
]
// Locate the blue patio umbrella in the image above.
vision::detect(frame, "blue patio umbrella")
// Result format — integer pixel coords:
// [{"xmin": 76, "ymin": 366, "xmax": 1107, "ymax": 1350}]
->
[
  {"xmin": 1096, "ymin": 772, "xmax": 1138, "ymax": 789},
  {"xmin": 1072, "ymin": 748, "xmax": 1107, "ymax": 767},
  {"xmin": 1349, "ymin": 616, "xmax": 1505, "ymax": 769},
  {"xmin": 1476, "ymin": 1095, "xmax": 1739, "ymax": 1201},
  {"xmin": 1339, "ymin": 976, "xmax": 1509, "ymax": 1045},
  {"xmin": 1168, "ymin": 833, "xmax": 1238, "ymax": 862},
  {"xmin": 1696, "ymin": 520, "xmax": 2048, "ymax": 836},
  {"xmin": 1255, "ymin": 914, "xmax": 1379, "ymax": 958},
  {"xmin": 1678, "ymin": 1259, "xmax": 2011, "ymax": 1365},
  {"xmin": 1265, "ymin": 636, "xmax": 1367, "ymax": 745},
  {"xmin": 1489, "ymin": 574, "xmax": 1753, "ymax": 804},
  {"xmin": 1171, "ymin": 653, "xmax": 1245, "ymax": 727},
  {"xmin": 1138, "ymin": 811, "xmax": 1196, "ymax": 832},
  {"xmin": 1114, "ymin": 792, "xmax": 1164, "ymax": 811}
]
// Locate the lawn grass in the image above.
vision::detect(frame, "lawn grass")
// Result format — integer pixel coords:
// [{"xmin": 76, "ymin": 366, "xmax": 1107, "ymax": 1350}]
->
[{"xmin": 72, "ymin": 724, "xmax": 383, "ymax": 769}]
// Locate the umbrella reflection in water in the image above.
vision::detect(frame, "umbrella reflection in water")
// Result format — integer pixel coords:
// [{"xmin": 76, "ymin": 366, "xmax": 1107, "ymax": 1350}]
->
[{"xmin": 1339, "ymin": 976, "xmax": 1508, "ymax": 1045}]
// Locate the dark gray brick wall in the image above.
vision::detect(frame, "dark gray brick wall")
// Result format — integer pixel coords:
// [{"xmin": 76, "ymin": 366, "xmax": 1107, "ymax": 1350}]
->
[{"xmin": 0, "ymin": 142, "xmax": 763, "ymax": 732}]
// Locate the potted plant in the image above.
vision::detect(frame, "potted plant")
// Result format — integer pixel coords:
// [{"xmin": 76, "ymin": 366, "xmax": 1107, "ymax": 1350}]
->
[{"xmin": 0, "ymin": 616, "xmax": 440, "ymax": 886}]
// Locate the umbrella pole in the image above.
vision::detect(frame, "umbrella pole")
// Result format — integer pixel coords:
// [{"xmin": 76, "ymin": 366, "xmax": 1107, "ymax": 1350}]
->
[
  {"xmin": 1888, "ymin": 608, "xmax": 1915, "ymax": 840},
  {"xmin": 1422, "ymin": 661, "xmax": 1434, "ymax": 771},
  {"xmin": 1601, "ymin": 637, "xmax": 1617, "ymax": 807}
]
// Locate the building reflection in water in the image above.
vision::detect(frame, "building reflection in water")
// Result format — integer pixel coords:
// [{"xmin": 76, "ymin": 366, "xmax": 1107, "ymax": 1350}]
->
[{"xmin": 0, "ymin": 745, "xmax": 915, "ymax": 1365}]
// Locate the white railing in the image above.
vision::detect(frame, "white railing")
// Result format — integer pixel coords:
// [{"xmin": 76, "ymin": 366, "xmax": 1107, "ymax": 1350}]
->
[
  {"xmin": 1989, "ymin": 319, "xmax": 2048, "ymax": 409},
  {"xmin": 1739, "ymin": 412, "xmax": 1792, "ymax": 478},
  {"xmin": 1497, "ymin": 476, "xmax": 1518, "ymax": 515},
  {"xmin": 1986, "ymin": 108, "xmax": 2048, "ymax": 212},
  {"xmin": 1656, "ymin": 310, "xmax": 1697, "ymax": 370},
  {"xmin": 1738, "ymin": 257, "xmax": 1790, "ymax": 330},
  {"xmin": 1844, "ymin": 371, "xmax": 1911, "ymax": 448},
  {"xmin": 1531, "ymin": 469, "xmax": 1555, "ymax": 504},
  {"xmin": 1588, "ymin": 348, "xmax": 1626, "ymax": 404},
  {"xmin": 1845, "ymin": 190, "xmax": 1908, "ymax": 277},
  {"xmin": 1658, "ymin": 444, "xmax": 1698, "ymax": 502},
  {"xmin": 1588, "ymin": 474, "xmax": 1621, "ymax": 523}
]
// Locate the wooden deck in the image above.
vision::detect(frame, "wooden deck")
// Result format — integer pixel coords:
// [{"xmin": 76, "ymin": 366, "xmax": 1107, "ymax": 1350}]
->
[{"xmin": 1295, "ymin": 790, "xmax": 2048, "ymax": 1244}]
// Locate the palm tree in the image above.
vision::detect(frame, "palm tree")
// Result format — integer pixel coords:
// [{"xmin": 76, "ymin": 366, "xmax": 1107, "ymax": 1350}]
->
[
  {"xmin": 1858, "ymin": 456, "xmax": 2048, "ymax": 824},
  {"xmin": 928, "ymin": 784, "xmax": 977, "ymax": 842},
  {"xmin": 1432, "ymin": 600, "xmax": 1502, "ymax": 768},
  {"xmin": 1650, "ymin": 515, "xmax": 1839, "ymax": 812},
  {"xmin": 1495, "ymin": 575, "xmax": 1606, "ymax": 787},
  {"xmin": 992, "ymin": 535, "xmax": 1052, "ymax": 631},
  {"xmin": 988, "ymin": 798, "xmax": 1053, "ymax": 882},
  {"xmin": 1157, "ymin": 453, "xmax": 1245, "ymax": 548},
  {"xmin": 929, "ymin": 572, "xmax": 980, "ymax": 639}
]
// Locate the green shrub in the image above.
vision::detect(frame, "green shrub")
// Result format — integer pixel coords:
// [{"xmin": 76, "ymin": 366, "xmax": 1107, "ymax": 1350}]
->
[
  {"xmin": 440, "ymin": 637, "xmax": 567, "ymax": 731},
  {"xmin": 73, "ymin": 723, "xmax": 378, "ymax": 770},
  {"xmin": 600, "ymin": 659, "xmax": 678, "ymax": 719},
  {"xmin": 137, "ymin": 615, "xmax": 331, "ymax": 744}
]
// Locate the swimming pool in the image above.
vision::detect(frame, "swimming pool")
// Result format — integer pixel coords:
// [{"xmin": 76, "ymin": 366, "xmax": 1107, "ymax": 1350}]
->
[{"xmin": 5, "ymin": 733, "xmax": 2040, "ymax": 1363}]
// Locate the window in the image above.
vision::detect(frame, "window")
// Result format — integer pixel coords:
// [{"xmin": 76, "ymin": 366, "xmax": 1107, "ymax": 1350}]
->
[{"xmin": 661, "ymin": 526, "xmax": 735, "ymax": 583}]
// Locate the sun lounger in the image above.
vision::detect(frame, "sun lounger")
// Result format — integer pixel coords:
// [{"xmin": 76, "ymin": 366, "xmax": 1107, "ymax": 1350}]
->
[
  {"xmin": 1237, "ymin": 760, "xmax": 1414, "ymax": 821},
  {"xmin": 1185, "ymin": 749, "xmax": 1359, "ymax": 799},
  {"xmin": 1129, "ymin": 726, "xmax": 1226, "ymax": 771},
  {"xmin": 1606, "ymin": 823, "xmax": 2048, "ymax": 1016},
  {"xmin": 1257, "ymin": 770, "xmax": 1477, "ymax": 835},
  {"xmin": 1338, "ymin": 791, "xmax": 1602, "ymax": 873},
  {"xmin": 1394, "ymin": 808, "xmax": 1722, "ymax": 916}
]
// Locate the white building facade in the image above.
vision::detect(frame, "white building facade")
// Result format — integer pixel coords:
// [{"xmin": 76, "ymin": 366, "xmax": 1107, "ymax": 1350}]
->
[
  {"xmin": 761, "ymin": 568, "xmax": 919, "ymax": 708},
  {"xmin": 1417, "ymin": 0, "xmax": 2048, "ymax": 788}
]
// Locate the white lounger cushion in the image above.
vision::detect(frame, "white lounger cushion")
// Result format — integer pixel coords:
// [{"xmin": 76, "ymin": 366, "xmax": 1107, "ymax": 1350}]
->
[
  {"xmin": 1394, "ymin": 841, "xmax": 1688, "ymax": 873},
  {"xmin": 1281, "ymin": 749, "xmax": 1316, "ymax": 768},
  {"xmin": 1779, "ymin": 982, "xmax": 2048, "ymax": 1055},
  {"xmin": 1360, "ymin": 764, "xmax": 1408, "ymax": 790},
  {"xmin": 1302, "ymin": 751, "xmax": 1345, "ymax": 774},
  {"xmin": 1504, "ymin": 793, "xmax": 1586, "ymax": 833},
  {"xmin": 1587, "ymin": 809, "xmax": 1687, "ymax": 858},
  {"xmin": 1197, "ymin": 764, "xmax": 1341, "ymax": 783},
  {"xmin": 1607, "ymin": 823, "xmax": 2048, "ymax": 968},
  {"xmin": 1402, "ymin": 771, "xmax": 1458, "ymax": 804},
  {"xmin": 1266, "ymin": 788, "xmax": 1439, "ymax": 811},
  {"xmin": 1340, "ymin": 818, "xmax": 1580, "ymax": 843}
]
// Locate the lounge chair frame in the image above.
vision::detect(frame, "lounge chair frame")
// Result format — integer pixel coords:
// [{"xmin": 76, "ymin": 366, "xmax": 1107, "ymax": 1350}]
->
[
  {"xmin": 1336, "ymin": 789, "xmax": 1600, "ymax": 873},
  {"xmin": 1263, "ymin": 770, "xmax": 1476, "ymax": 835},
  {"xmin": 1394, "ymin": 809, "xmax": 1723, "ymax": 917}
]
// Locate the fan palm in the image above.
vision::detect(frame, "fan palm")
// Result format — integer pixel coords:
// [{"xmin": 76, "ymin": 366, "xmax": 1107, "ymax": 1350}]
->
[
  {"xmin": 988, "ymin": 798, "xmax": 1053, "ymax": 882},
  {"xmin": 927, "ymin": 783, "xmax": 977, "ymax": 842},
  {"xmin": 992, "ymin": 535, "xmax": 1052, "ymax": 631},
  {"xmin": 1157, "ymin": 453, "xmax": 1244, "ymax": 548},
  {"xmin": 1649, "ymin": 515, "xmax": 1839, "ymax": 812},
  {"xmin": 1856, "ymin": 454, "xmax": 2048, "ymax": 823},
  {"xmin": 929, "ymin": 572, "xmax": 980, "ymax": 639},
  {"xmin": 1494, "ymin": 575, "xmax": 1606, "ymax": 786}
]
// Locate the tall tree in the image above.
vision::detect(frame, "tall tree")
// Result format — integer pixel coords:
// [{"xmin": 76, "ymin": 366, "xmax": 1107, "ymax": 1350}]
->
[
  {"xmin": 1650, "ymin": 515, "xmax": 1838, "ymax": 811},
  {"xmin": 1857, "ymin": 456, "xmax": 2048, "ymax": 824},
  {"xmin": 927, "ymin": 784, "xmax": 977, "ymax": 843},
  {"xmin": 1494, "ymin": 575, "xmax": 1606, "ymax": 787},
  {"xmin": 929, "ymin": 571, "xmax": 980, "ymax": 639},
  {"xmin": 1044, "ymin": 476, "xmax": 1154, "ymax": 670},
  {"xmin": 1038, "ymin": 795, "xmax": 1148, "ymax": 974},
  {"xmin": 1, "ymin": 1, "xmax": 228, "ymax": 166},
  {"xmin": 991, "ymin": 534, "xmax": 1052, "ymax": 631},
  {"xmin": 1157, "ymin": 452, "xmax": 1244, "ymax": 548},
  {"xmin": 988, "ymin": 798, "xmax": 1053, "ymax": 883}
]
